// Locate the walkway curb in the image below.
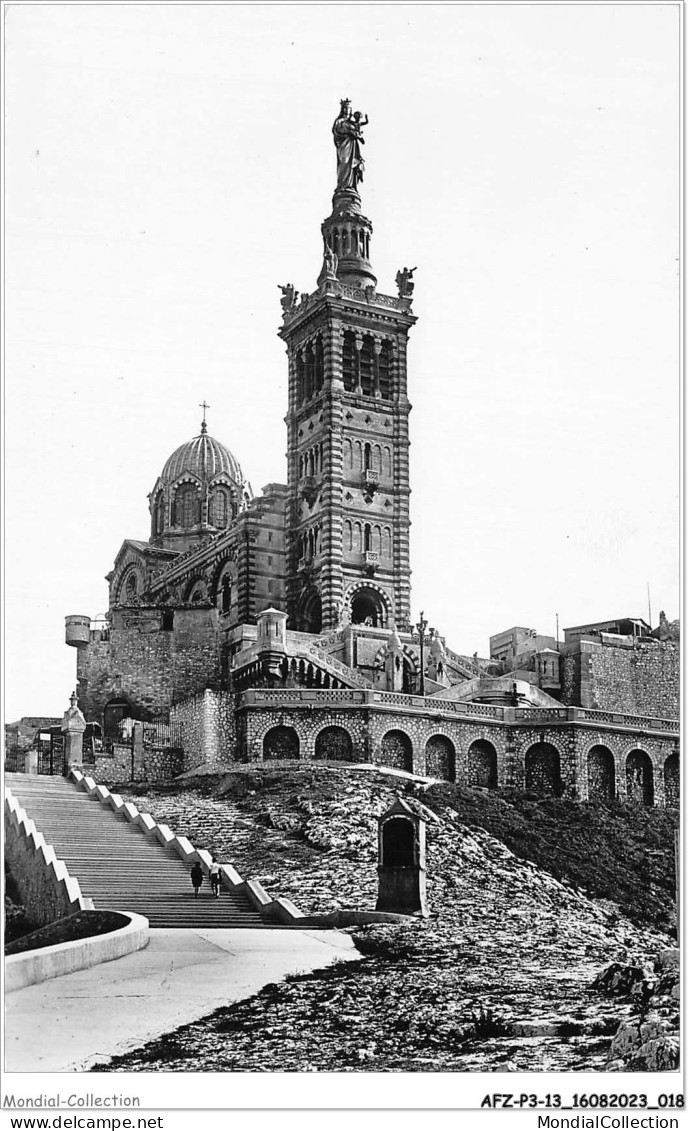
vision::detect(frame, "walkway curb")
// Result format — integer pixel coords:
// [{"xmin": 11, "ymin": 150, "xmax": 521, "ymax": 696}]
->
[{"xmin": 5, "ymin": 910, "xmax": 150, "ymax": 992}]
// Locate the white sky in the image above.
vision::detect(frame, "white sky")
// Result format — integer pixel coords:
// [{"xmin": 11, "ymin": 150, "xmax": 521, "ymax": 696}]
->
[{"xmin": 4, "ymin": 3, "xmax": 680, "ymax": 721}]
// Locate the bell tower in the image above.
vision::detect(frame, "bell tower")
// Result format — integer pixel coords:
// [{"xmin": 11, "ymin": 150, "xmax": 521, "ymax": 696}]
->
[{"xmin": 279, "ymin": 101, "xmax": 416, "ymax": 635}]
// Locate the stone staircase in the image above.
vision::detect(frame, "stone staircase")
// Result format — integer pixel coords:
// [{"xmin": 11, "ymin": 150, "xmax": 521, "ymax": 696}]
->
[{"xmin": 5, "ymin": 773, "xmax": 270, "ymax": 929}]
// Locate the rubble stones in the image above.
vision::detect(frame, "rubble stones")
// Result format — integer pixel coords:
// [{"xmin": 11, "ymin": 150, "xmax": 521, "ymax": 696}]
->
[{"xmin": 100, "ymin": 767, "xmax": 677, "ymax": 1073}]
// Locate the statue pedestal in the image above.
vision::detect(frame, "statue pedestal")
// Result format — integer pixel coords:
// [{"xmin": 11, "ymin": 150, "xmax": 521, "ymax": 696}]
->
[{"xmin": 331, "ymin": 188, "xmax": 361, "ymax": 217}]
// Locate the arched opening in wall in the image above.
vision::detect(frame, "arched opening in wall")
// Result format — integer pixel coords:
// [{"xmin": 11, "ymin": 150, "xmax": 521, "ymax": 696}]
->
[
  {"xmin": 342, "ymin": 330, "xmax": 356, "ymax": 391},
  {"xmin": 381, "ymin": 817, "xmax": 414, "ymax": 866},
  {"xmin": 296, "ymin": 353, "xmax": 305, "ymax": 404},
  {"xmin": 378, "ymin": 341, "xmax": 392, "ymax": 398},
  {"xmin": 125, "ymin": 572, "xmax": 139, "ymax": 602},
  {"xmin": 524, "ymin": 742, "xmax": 563, "ymax": 797},
  {"xmin": 263, "ymin": 726, "xmax": 300, "ymax": 761},
  {"xmin": 359, "ymin": 337, "xmax": 375, "ymax": 396},
  {"xmin": 351, "ymin": 587, "xmax": 386, "ymax": 628},
  {"xmin": 219, "ymin": 574, "xmax": 233, "ymax": 614},
  {"xmin": 402, "ymin": 659, "xmax": 416, "ymax": 694},
  {"xmin": 315, "ymin": 337, "xmax": 325, "ymax": 391},
  {"xmin": 663, "ymin": 753, "xmax": 679, "ymax": 809},
  {"xmin": 186, "ymin": 580, "xmax": 207, "ymax": 604},
  {"xmin": 626, "ymin": 749, "xmax": 654, "ymax": 806},
  {"xmin": 314, "ymin": 726, "xmax": 354, "ymax": 762},
  {"xmin": 153, "ymin": 494, "xmax": 164, "ymax": 536},
  {"xmin": 425, "ymin": 735, "xmax": 455, "ymax": 781},
  {"xmin": 380, "ymin": 729, "xmax": 413, "ymax": 772},
  {"xmin": 467, "ymin": 740, "xmax": 498, "ymax": 789},
  {"xmin": 307, "ymin": 343, "xmax": 318, "ymax": 399},
  {"xmin": 173, "ymin": 483, "xmax": 200, "ymax": 527},
  {"xmin": 298, "ymin": 589, "xmax": 322, "ymax": 634},
  {"xmin": 209, "ymin": 487, "xmax": 230, "ymax": 528},
  {"xmin": 587, "ymin": 745, "xmax": 615, "ymax": 803},
  {"xmin": 103, "ymin": 698, "xmax": 133, "ymax": 740}
]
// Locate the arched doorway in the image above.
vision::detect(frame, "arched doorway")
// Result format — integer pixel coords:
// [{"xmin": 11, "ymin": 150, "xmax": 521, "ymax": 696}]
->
[
  {"xmin": 298, "ymin": 589, "xmax": 322, "ymax": 633},
  {"xmin": 380, "ymin": 730, "xmax": 413, "ymax": 772},
  {"xmin": 103, "ymin": 698, "xmax": 132, "ymax": 740},
  {"xmin": 626, "ymin": 749, "xmax": 654, "ymax": 806},
  {"xmin": 425, "ymin": 735, "xmax": 455, "ymax": 781},
  {"xmin": 263, "ymin": 726, "xmax": 300, "ymax": 761},
  {"xmin": 664, "ymin": 752, "xmax": 679, "ymax": 809},
  {"xmin": 524, "ymin": 742, "xmax": 563, "ymax": 797},
  {"xmin": 350, "ymin": 586, "xmax": 386, "ymax": 628},
  {"xmin": 381, "ymin": 817, "xmax": 415, "ymax": 866},
  {"xmin": 587, "ymin": 745, "xmax": 615, "ymax": 803},
  {"xmin": 314, "ymin": 726, "xmax": 353, "ymax": 762},
  {"xmin": 467, "ymin": 740, "xmax": 498, "ymax": 789}
]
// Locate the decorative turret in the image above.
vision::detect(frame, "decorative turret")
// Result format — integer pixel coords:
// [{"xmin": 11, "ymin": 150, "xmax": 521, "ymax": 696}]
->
[
  {"xmin": 427, "ymin": 631, "xmax": 448, "ymax": 686},
  {"xmin": 257, "ymin": 607, "xmax": 288, "ymax": 683},
  {"xmin": 384, "ymin": 625, "xmax": 405, "ymax": 692}
]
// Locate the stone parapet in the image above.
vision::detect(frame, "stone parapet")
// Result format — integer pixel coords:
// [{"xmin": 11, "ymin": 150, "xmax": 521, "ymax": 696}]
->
[{"xmin": 238, "ymin": 688, "xmax": 679, "ymax": 736}]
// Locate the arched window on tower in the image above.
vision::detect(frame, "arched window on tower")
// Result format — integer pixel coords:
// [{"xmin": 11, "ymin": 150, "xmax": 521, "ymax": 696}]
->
[
  {"xmin": 342, "ymin": 331, "xmax": 356, "ymax": 392},
  {"xmin": 315, "ymin": 337, "xmax": 325, "ymax": 391},
  {"xmin": 363, "ymin": 442, "xmax": 373, "ymax": 472},
  {"xmin": 378, "ymin": 341, "xmax": 393, "ymax": 399},
  {"xmin": 359, "ymin": 336, "xmax": 374, "ymax": 396},
  {"xmin": 364, "ymin": 523, "xmax": 372, "ymax": 552},
  {"xmin": 296, "ymin": 352, "xmax": 305, "ymax": 405},
  {"xmin": 304, "ymin": 343, "xmax": 315, "ymax": 400},
  {"xmin": 220, "ymin": 575, "xmax": 232, "ymax": 614},
  {"xmin": 174, "ymin": 484, "xmax": 200, "ymax": 527}
]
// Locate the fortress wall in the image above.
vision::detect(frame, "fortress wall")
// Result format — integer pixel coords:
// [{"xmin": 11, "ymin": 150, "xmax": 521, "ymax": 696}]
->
[
  {"xmin": 76, "ymin": 609, "xmax": 223, "ymax": 725},
  {"xmin": 561, "ymin": 640, "xmax": 679, "ymax": 719}
]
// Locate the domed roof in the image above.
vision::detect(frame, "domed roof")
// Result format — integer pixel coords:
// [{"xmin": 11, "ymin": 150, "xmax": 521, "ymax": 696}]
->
[{"xmin": 160, "ymin": 425, "xmax": 244, "ymax": 486}]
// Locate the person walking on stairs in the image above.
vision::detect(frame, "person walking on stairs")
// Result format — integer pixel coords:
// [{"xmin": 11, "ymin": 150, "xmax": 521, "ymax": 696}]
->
[
  {"xmin": 190, "ymin": 861, "xmax": 204, "ymax": 898},
  {"xmin": 209, "ymin": 856, "xmax": 222, "ymax": 899}
]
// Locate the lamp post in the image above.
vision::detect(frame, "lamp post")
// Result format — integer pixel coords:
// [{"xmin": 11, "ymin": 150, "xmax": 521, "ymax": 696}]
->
[{"xmin": 415, "ymin": 610, "xmax": 428, "ymax": 696}]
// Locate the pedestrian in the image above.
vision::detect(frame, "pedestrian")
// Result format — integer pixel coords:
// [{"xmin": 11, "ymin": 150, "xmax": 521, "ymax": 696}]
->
[
  {"xmin": 209, "ymin": 856, "xmax": 222, "ymax": 899},
  {"xmin": 190, "ymin": 861, "xmax": 204, "ymax": 898}
]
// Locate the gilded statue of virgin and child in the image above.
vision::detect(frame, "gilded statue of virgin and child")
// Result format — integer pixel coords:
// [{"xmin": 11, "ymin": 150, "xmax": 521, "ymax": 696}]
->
[{"xmin": 332, "ymin": 99, "xmax": 368, "ymax": 193}]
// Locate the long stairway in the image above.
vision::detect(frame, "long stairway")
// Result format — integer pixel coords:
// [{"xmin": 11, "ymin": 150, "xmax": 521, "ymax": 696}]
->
[{"xmin": 5, "ymin": 774, "xmax": 270, "ymax": 928}]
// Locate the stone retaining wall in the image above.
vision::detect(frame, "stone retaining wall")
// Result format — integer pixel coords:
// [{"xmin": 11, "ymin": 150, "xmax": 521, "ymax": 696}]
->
[
  {"xmin": 562, "ymin": 640, "xmax": 680, "ymax": 720},
  {"xmin": 4, "ymin": 789, "xmax": 92, "ymax": 927},
  {"xmin": 171, "ymin": 689, "xmax": 236, "ymax": 771},
  {"xmin": 232, "ymin": 698, "xmax": 678, "ymax": 807}
]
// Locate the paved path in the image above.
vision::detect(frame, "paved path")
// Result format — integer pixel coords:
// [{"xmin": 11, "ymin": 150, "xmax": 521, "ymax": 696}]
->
[{"xmin": 5, "ymin": 927, "xmax": 358, "ymax": 1073}]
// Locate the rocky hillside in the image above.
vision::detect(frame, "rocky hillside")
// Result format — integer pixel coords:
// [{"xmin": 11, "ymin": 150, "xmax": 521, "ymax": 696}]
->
[{"xmin": 94, "ymin": 766, "xmax": 678, "ymax": 1073}]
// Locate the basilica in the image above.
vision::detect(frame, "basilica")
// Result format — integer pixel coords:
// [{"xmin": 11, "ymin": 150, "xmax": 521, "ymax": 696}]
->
[{"xmin": 65, "ymin": 104, "xmax": 679, "ymax": 808}]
